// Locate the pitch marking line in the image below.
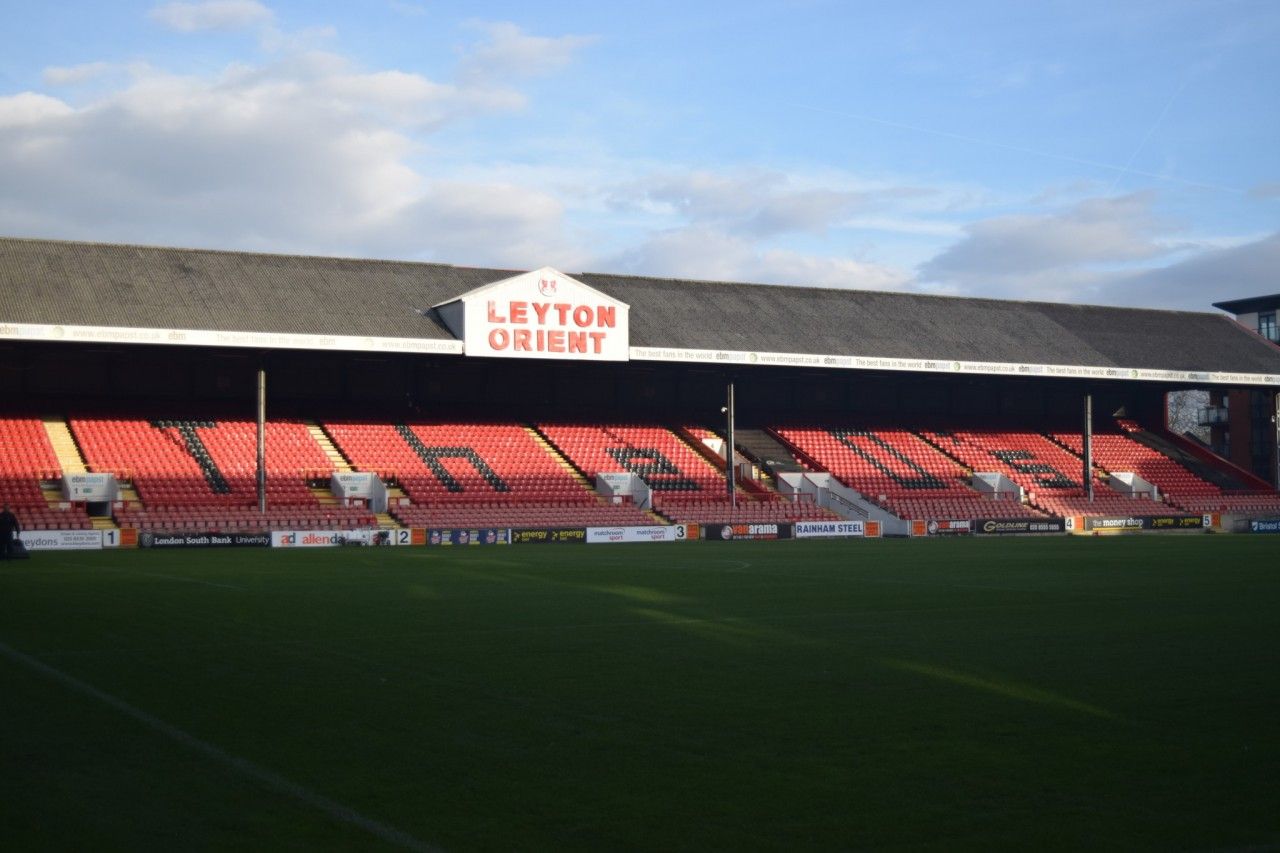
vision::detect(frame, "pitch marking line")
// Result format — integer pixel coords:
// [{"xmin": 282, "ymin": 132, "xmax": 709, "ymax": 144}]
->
[{"xmin": 0, "ymin": 640, "xmax": 440, "ymax": 853}]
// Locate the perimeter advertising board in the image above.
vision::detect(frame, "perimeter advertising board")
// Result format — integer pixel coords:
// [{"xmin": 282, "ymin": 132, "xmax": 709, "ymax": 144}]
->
[
  {"xmin": 704, "ymin": 523, "xmax": 792, "ymax": 541},
  {"xmin": 1081, "ymin": 516, "xmax": 1206, "ymax": 532},
  {"xmin": 426, "ymin": 528, "xmax": 509, "ymax": 546},
  {"xmin": 585, "ymin": 525, "xmax": 687, "ymax": 543},
  {"xmin": 272, "ymin": 530, "xmax": 397, "ymax": 547},
  {"xmin": 794, "ymin": 520, "xmax": 865, "ymax": 538},
  {"xmin": 141, "ymin": 532, "xmax": 271, "ymax": 548},
  {"xmin": 911, "ymin": 519, "xmax": 971, "ymax": 536},
  {"xmin": 511, "ymin": 527, "xmax": 588, "ymax": 544},
  {"xmin": 974, "ymin": 518, "xmax": 1066, "ymax": 535},
  {"xmin": 19, "ymin": 530, "xmax": 103, "ymax": 551},
  {"xmin": 1248, "ymin": 519, "xmax": 1280, "ymax": 533}
]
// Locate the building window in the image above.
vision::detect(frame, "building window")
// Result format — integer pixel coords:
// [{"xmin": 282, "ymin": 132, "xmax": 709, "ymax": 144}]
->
[{"xmin": 1260, "ymin": 312, "xmax": 1278, "ymax": 343}]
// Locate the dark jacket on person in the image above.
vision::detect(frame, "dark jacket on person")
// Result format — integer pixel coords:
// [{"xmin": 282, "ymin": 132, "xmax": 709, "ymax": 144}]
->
[{"xmin": 0, "ymin": 509, "xmax": 19, "ymax": 539}]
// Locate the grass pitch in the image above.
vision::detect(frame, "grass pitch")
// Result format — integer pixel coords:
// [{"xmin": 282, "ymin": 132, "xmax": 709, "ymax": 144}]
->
[{"xmin": 1, "ymin": 537, "xmax": 1278, "ymax": 851}]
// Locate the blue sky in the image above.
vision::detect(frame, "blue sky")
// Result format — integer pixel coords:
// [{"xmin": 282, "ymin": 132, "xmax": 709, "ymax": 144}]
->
[{"xmin": 1, "ymin": 0, "xmax": 1276, "ymax": 310}]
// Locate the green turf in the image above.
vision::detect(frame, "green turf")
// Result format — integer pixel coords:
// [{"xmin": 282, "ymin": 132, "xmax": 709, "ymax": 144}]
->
[{"xmin": 1, "ymin": 537, "xmax": 1278, "ymax": 851}]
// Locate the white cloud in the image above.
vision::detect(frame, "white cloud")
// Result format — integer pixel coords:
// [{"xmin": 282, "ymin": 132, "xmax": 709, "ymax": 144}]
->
[
  {"xmin": 149, "ymin": 0, "xmax": 273, "ymax": 33},
  {"xmin": 609, "ymin": 226, "xmax": 909, "ymax": 291},
  {"xmin": 42, "ymin": 62, "xmax": 116, "ymax": 86},
  {"xmin": 459, "ymin": 21, "xmax": 595, "ymax": 82},
  {"xmin": 610, "ymin": 169, "xmax": 944, "ymax": 242},
  {"xmin": 916, "ymin": 192, "xmax": 1195, "ymax": 301},
  {"xmin": 0, "ymin": 27, "xmax": 588, "ymax": 266},
  {"xmin": 0, "ymin": 92, "xmax": 73, "ymax": 127},
  {"xmin": 1101, "ymin": 231, "xmax": 1280, "ymax": 310}
]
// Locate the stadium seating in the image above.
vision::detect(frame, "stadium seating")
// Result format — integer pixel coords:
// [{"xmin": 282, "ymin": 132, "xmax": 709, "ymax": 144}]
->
[
  {"xmin": 0, "ymin": 418, "xmax": 92, "ymax": 529},
  {"xmin": 924, "ymin": 429, "xmax": 1175, "ymax": 518},
  {"xmin": 775, "ymin": 426, "xmax": 1045, "ymax": 521},
  {"xmin": 114, "ymin": 505, "xmax": 376, "ymax": 533},
  {"xmin": 326, "ymin": 421, "xmax": 661, "ymax": 528},
  {"xmin": 0, "ymin": 417, "xmax": 61, "ymax": 507},
  {"xmin": 1053, "ymin": 423, "xmax": 1280, "ymax": 515},
  {"xmin": 390, "ymin": 503, "xmax": 656, "ymax": 529},
  {"xmin": 71, "ymin": 418, "xmax": 330, "ymax": 507},
  {"xmin": 539, "ymin": 423, "xmax": 730, "ymax": 493},
  {"xmin": 649, "ymin": 494, "xmax": 838, "ymax": 525},
  {"xmin": 539, "ymin": 423, "xmax": 839, "ymax": 524},
  {"xmin": 13, "ymin": 505, "xmax": 94, "ymax": 531}
]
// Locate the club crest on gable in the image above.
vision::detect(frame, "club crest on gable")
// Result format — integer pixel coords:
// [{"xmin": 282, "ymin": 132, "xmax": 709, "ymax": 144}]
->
[{"xmin": 538, "ymin": 277, "xmax": 558, "ymax": 297}]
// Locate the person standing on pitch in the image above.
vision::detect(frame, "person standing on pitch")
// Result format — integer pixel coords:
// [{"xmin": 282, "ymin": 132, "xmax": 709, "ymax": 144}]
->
[{"xmin": 0, "ymin": 503, "xmax": 20, "ymax": 559}]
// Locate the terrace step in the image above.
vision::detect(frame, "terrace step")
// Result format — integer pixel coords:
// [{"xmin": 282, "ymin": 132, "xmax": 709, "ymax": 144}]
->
[
  {"xmin": 736, "ymin": 429, "xmax": 809, "ymax": 479},
  {"xmin": 40, "ymin": 484, "xmax": 62, "ymax": 507},
  {"xmin": 42, "ymin": 416, "xmax": 87, "ymax": 474},
  {"xmin": 307, "ymin": 421, "xmax": 353, "ymax": 472},
  {"xmin": 309, "ymin": 484, "xmax": 339, "ymax": 506},
  {"xmin": 90, "ymin": 516, "xmax": 117, "ymax": 531},
  {"xmin": 375, "ymin": 512, "xmax": 400, "ymax": 529},
  {"xmin": 527, "ymin": 426, "xmax": 602, "ymax": 499}
]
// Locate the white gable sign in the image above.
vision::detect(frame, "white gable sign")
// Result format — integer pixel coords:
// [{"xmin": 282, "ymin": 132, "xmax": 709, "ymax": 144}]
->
[{"xmin": 436, "ymin": 267, "xmax": 629, "ymax": 361}]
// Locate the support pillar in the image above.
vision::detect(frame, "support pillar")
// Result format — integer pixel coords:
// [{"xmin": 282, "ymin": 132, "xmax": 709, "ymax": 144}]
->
[
  {"xmin": 726, "ymin": 382, "xmax": 736, "ymax": 508},
  {"xmin": 1083, "ymin": 392, "xmax": 1094, "ymax": 503},
  {"xmin": 257, "ymin": 368, "xmax": 267, "ymax": 514}
]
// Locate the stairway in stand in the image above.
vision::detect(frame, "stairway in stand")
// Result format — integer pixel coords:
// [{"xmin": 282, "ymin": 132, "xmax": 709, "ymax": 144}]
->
[
  {"xmin": 42, "ymin": 415, "xmax": 118, "ymax": 531},
  {"xmin": 735, "ymin": 429, "xmax": 809, "ymax": 479},
  {"xmin": 527, "ymin": 426, "xmax": 601, "ymax": 497},
  {"xmin": 42, "ymin": 416, "xmax": 87, "ymax": 474},
  {"xmin": 306, "ymin": 421, "xmax": 353, "ymax": 472}
]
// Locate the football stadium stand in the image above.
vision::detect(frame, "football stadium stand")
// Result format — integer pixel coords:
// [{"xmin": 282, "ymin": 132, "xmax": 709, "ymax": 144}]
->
[
  {"xmin": 775, "ymin": 426, "xmax": 1046, "ymax": 521},
  {"xmin": 540, "ymin": 423, "xmax": 839, "ymax": 525},
  {"xmin": 114, "ymin": 505, "xmax": 376, "ymax": 533},
  {"xmin": 1053, "ymin": 422, "xmax": 1280, "ymax": 516},
  {"xmin": 2, "ymin": 237, "xmax": 1280, "ymax": 537},
  {"xmin": 0, "ymin": 417, "xmax": 93, "ymax": 530},
  {"xmin": 923, "ymin": 428, "xmax": 1176, "ymax": 518},
  {"xmin": 325, "ymin": 421, "xmax": 659, "ymax": 529},
  {"xmin": 71, "ymin": 417, "xmax": 329, "ymax": 507}
]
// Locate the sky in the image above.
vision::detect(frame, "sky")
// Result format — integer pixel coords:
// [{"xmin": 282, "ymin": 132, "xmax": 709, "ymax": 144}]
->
[{"xmin": 0, "ymin": 0, "xmax": 1277, "ymax": 311}]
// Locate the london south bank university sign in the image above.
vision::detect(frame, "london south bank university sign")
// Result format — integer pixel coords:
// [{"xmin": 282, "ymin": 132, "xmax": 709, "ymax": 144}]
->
[{"xmin": 433, "ymin": 267, "xmax": 630, "ymax": 362}]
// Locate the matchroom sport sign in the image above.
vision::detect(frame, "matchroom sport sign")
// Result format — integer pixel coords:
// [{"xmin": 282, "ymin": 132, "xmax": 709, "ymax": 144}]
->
[{"xmin": 433, "ymin": 266, "xmax": 630, "ymax": 361}]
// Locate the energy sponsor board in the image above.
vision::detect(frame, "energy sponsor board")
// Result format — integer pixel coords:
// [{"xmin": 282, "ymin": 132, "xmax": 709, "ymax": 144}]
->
[
  {"xmin": 19, "ymin": 529, "xmax": 104, "ymax": 551},
  {"xmin": 271, "ymin": 530, "xmax": 391, "ymax": 548},
  {"xmin": 1082, "ymin": 515, "xmax": 1205, "ymax": 532},
  {"xmin": 510, "ymin": 527, "xmax": 587, "ymax": 544},
  {"xmin": 704, "ymin": 523, "xmax": 792, "ymax": 541},
  {"xmin": 794, "ymin": 520, "xmax": 865, "ymax": 539},
  {"xmin": 585, "ymin": 525, "xmax": 686, "ymax": 544},
  {"xmin": 141, "ymin": 532, "xmax": 270, "ymax": 548},
  {"xmin": 426, "ymin": 528, "xmax": 509, "ymax": 546},
  {"xmin": 1248, "ymin": 518, "xmax": 1280, "ymax": 533},
  {"xmin": 974, "ymin": 518, "xmax": 1066, "ymax": 535}
]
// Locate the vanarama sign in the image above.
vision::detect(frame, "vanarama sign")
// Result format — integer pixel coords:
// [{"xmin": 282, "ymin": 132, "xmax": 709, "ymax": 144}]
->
[{"xmin": 433, "ymin": 267, "xmax": 630, "ymax": 361}]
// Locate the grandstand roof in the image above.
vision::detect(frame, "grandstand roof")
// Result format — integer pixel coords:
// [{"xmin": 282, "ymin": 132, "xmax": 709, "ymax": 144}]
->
[
  {"xmin": 2, "ymin": 236, "xmax": 1279, "ymax": 385},
  {"xmin": 1213, "ymin": 294, "xmax": 1280, "ymax": 315}
]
